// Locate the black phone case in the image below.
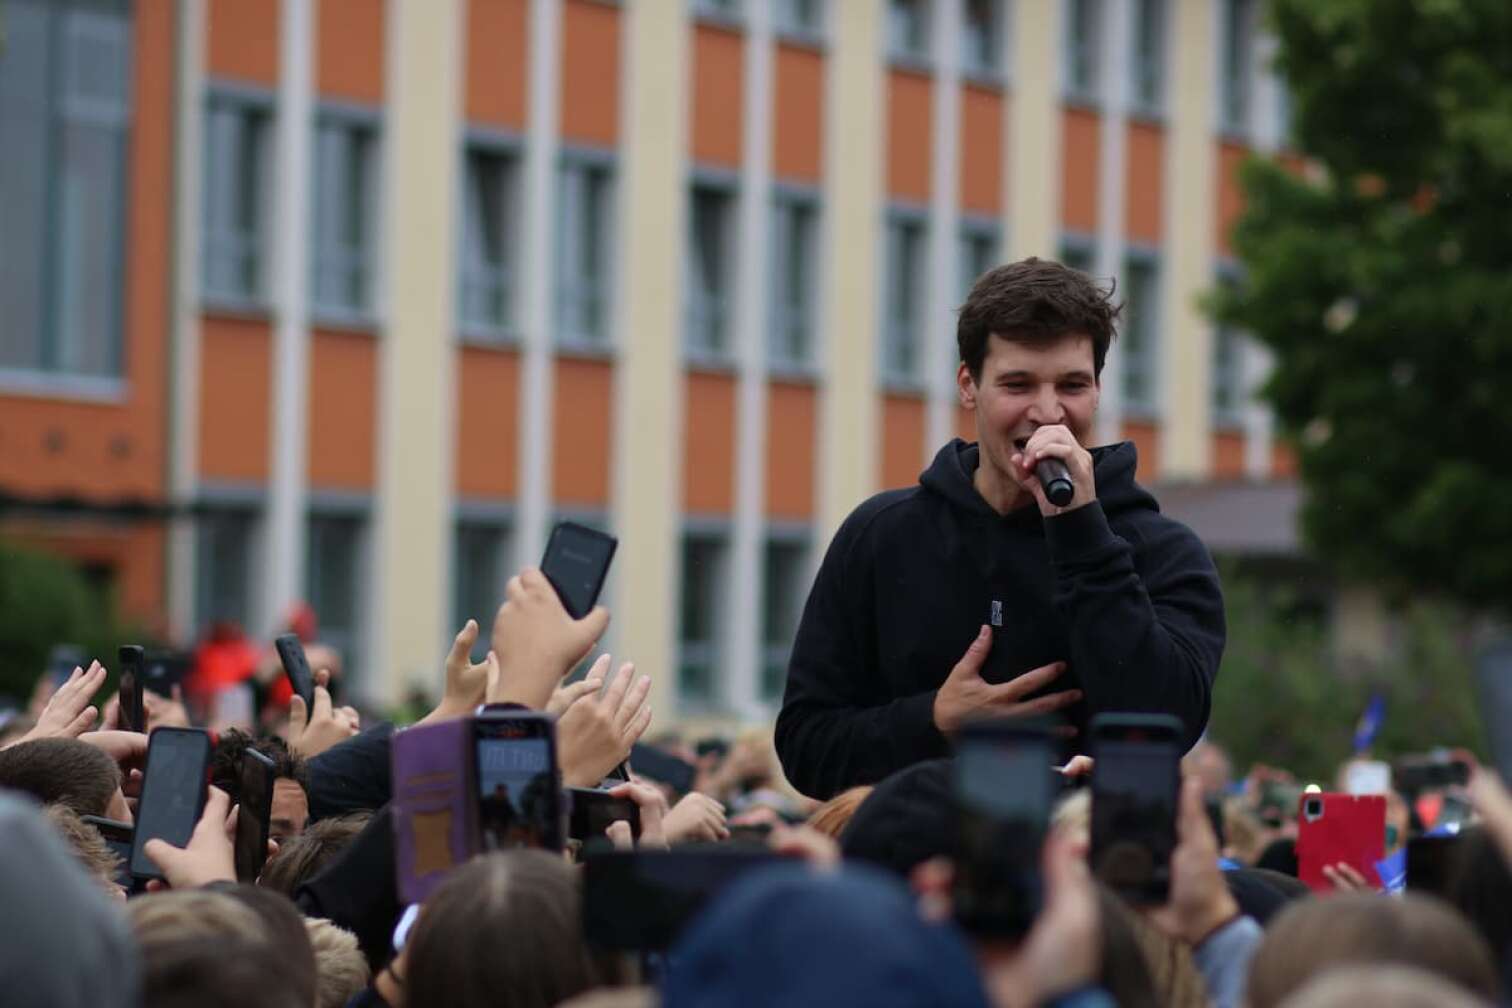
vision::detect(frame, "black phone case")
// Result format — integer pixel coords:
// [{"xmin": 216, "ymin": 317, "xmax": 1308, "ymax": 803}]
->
[
  {"xmin": 541, "ymin": 521, "xmax": 618, "ymax": 619},
  {"xmin": 119, "ymin": 645, "xmax": 146, "ymax": 733},
  {"xmin": 235, "ymin": 749, "xmax": 277, "ymax": 882},
  {"xmin": 129, "ymin": 728, "xmax": 212, "ymax": 880},
  {"xmin": 274, "ymin": 635, "xmax": 315, "ymax": 709}
]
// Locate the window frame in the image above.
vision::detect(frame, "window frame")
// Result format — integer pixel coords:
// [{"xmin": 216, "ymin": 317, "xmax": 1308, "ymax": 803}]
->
[
  {"xmin": 677, "ymin": 517, "xmax": 733, "ymax": 713},
  {"xmin": 1219, "ymin": 0, "xmax": 1256, "ymax": 138},
  {"xmin": 887, "ymin": 0, "xmax": 933, "ymax": 69},
  {"xmin": 691, "ymin": 0, "xmax": 743, "ymax": 29},
  {"xmin": 452, "ymin": 504, "xmax": 516, "ymax": 661},
  {"xmin": 193, "ymin": 490, "xmax": 263, "ymax": 640},
  {"xmin": 774, "ymin": 0, "xmax": 827, "ymax": 47},
  {"xmin": 1119, "ymin": 247, "xmax": 1163, "ymax": 418},
  {"xmin": 1210, "ymin": 266, "xmax": 1247, "ymax": 429},
  {"xmin": 555, "ymin": 146, "xmax": 618, "ymax": 354},
  {"xmin": 305, "ymin": 493, "xmax": 372, "ymax": 690},
  {"xmin": 1128, "ymin": 0, "xmax": 1167, "ymax": 120},
  {"xmin": 767, "ymin": 183, "xmax": 821, "ymax": 377},
  {"xmin": 0, "ymin": 0, "xmax": 134, "ymax": 387},
  {"xmin": 457, "ymin": 126, "xmax": 525, "ymax": 346},
  {"xmin": 202, "ymin": 81, "xmax": 275, "ymax": 314},
  {"xmin": 1062, "ymin": 0, "xmax": 1103, "ymax": 107},
  {"xmin": 881, "ymin": 205, "xmax": 930, "ymax": 392},
  {"xmin": 961, "ymin": 0, "xmax": 1008, "ymax": 84},
  {"xmin": 759, "ymin": 524, "xmax": 812, "ymax": 705},
  {"xmin": 684, "ymin": 168, "xmax": 741, "ymax": 367},
  {"xmin": 310, "ymin": 101, "xmax": 382, "ymax": 329}
]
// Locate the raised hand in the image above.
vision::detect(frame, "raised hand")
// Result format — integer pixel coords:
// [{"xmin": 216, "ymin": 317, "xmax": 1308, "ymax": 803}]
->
[
  {"xmin": 663, "ymin": 792, "xmax": 729, "ymax": 844},
  {"xmin": 487, "ymin": 568, "xmax": 610, "ymax": 710},
  {"xmin": 288, "ymin": 669, "xmax": 359, "ymax": 758},
  {"xmin": 13, "ymin": 661, "xmax": 106, "ymax": 743},
  {"xmin": 419, "ymin": 620, "xmax": 499, "ymax": 724},
  {"xmin": 557, "ymin": 656, "xmax": 652, "ymax": 788}
]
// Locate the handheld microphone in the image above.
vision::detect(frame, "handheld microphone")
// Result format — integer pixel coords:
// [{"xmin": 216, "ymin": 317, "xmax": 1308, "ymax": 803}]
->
[{"xmin": 1035, "ymin": 457, "xmax": 1075, "ymax": 507}]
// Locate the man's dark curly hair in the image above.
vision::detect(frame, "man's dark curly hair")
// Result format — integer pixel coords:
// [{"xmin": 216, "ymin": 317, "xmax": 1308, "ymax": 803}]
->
[
  {"xmin": 210, "ymin": 730, "xmax": 309, "ymax": 806},
  {"xmin": 956, "ymin": 256, "xmax": 1122, "ymax": 380}
]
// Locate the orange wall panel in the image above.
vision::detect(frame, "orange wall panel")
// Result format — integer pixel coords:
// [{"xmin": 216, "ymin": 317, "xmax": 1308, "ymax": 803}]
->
[
  {"xmin": 208, "ymin": 0, "xmax": 279, "ymax": 85},
  {"xmin": 317, "ymin": 0, "xmax": 385, "ymax": 102},
  {"xmin": 1216, "ymin": 140, "xmax": 1249, "ymax": 257},
  {"xmin": 1061, "ymin": 107, "xmax": 1100, "ymax": 232},
  {"xmin": 455, "ymin": 347, "xmax": 520, "ymax": 499},
  {"xmin": 772, "ymin": 43, "xmax": 823, "ymax": 184},
  {"xmin": 959, "ymin": 84, "xmax": 1003, "ymax": 214},
  {"xmin": 551, "ymin": 357, "xmax": 612, "ymax": 506},
  {"xmin": 307, "ymin": 330, "xmax": 376, "ymax": 489},
  {"xmin": 1120, "ymin": 420, "xmax": 1160, "ymax": 484},
  {"xmin": 466, "ymin": 0, "xmax": 529, "ymax": 129},
  {"xmin": 887, "ymin": 69, "xmax": 932, "ymax": 202},
  {"xmin": 198, "ymin": 317, "xmax": 272, "ymax": 482},
  {"xmin": 1211, "ymin": 431, "xmax": 1245, "ymax": 480},
  {"xmin": 690, "ymin": 25, "xmax": 743, "ymax": 168},
  {"xmin": 1125, "ymin": 121, "xmax": 1164, "ymax": 243},
  {"xmin": 1271, "ymin": 440, "xmax": 1298, "ymax": 479},
  {"xmin": 2, "ymin": 519, "xmax": 167, "ymax": 632},
  {"xmin": 880, "ymin": 394, "xmax": 925, "ymax": 490},
  {"xmin": 560, "ymin": 0, "xmax": 620, "ymax": 146},
  {"xmin": 765, "ymin": 381, "xmax": 816, "ymax": 520},
  {"xmin": 682, "ymin": 371, "xmax": 736, "ymax": 514}
]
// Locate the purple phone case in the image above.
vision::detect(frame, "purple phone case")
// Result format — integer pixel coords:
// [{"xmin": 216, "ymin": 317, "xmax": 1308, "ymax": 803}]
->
[{"xmin": 391, "ymin": 720, "xmax": 478, "ymax": 905}]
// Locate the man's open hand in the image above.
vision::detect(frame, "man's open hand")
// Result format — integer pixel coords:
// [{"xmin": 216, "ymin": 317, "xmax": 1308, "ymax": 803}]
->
[
  {"xmin": 932, "ymin": 626, "xmax": 1081, "ymax": 734},
  {"xmin": 419, "ymin": 620, "xmax": 499, "ymax": 724},
  {"xmin": 488, "ymin": 568, "xmax": 609, "ymax": 710},
  {"xmin": 557, "ymin": 655, "xmax": 652, "ymax": 788},
  {"xmin": 14, "ymin": 661, "xmax": 106, "ymax": 743}
]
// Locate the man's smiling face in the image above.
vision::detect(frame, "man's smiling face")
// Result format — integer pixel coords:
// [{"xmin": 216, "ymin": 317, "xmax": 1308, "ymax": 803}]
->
[{"xmin": 959, "ymin": 332, "xmax": 1101, "ymax": 487}]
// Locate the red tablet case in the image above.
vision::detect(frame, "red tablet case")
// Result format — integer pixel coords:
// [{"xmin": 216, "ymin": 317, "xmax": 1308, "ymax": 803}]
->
[{"xmin": 1296, "ymin": 792, "xmax": 1386, "ymax": 894}]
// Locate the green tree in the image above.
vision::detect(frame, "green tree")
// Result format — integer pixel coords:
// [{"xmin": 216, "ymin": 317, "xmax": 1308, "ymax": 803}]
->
[
  {"xmin": 1212, "ymin": 0, "xmax": 1512, "ymax": 612},
  {"xmin": 0, "ymin": 541, "xmax": 146, "ymax": 705}
]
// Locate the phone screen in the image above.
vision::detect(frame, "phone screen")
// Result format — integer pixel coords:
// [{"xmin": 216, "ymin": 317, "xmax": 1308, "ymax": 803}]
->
[
  {"xmin": 130, "ymin": 729, "xmax": 211, "ymax": 879},
  {"xmin": 541, "ymin": 523, "xmax": 617, "ymax": 619},
  {"xmin": 1091, "ymin": 739, "xmax": 1180, "ymax": 904},
  {"xmin": 569, "ymin": 788, "xmax": 641, "ymax": 845},
  {"xmin": 234, "ymin": 750, "xmax": 276, "ymax": 882},
  {"xmin": 119, "ymin": 645, "xmax": 146, "ymax": 734},
  {"xmin": 475, "ymin": 720, "xmax": 561, "ymax": 851},
  {"xmin": 954, "ymin": 729, "xmax": 1054, "ymax": 938}
]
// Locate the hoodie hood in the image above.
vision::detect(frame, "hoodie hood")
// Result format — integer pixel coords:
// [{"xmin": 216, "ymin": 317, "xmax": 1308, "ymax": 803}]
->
[{"xmin": 919, "ymin": 438, "xmax": 1158, "ymax": 520}]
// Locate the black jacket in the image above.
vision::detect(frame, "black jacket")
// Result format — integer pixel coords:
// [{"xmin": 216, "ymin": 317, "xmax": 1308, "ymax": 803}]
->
[{"xmin": 775, "ymin": 439, "xmax": 1225, "ymax": 799}]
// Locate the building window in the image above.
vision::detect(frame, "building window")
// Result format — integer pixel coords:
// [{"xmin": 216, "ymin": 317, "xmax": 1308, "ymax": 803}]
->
[
  {"xmin": 195, "ymin": 510, "xmax": 257, "ymax": 634},
  {"xmin": 761, "ymin": 535, "xmax": 810, "ymax": 703},
  {"xmin": 1060, "ymin": 240, "xmax": 1095, "ymax": 275},
  {"xmin": 769, "ymin": 193, "xmax": 818, "ymax": 369},
  {"xmin": 204, "ymin": 92, "xmax": 272, "ymax": 305},
  {"xmin": 0, "ymin": 0, "xmax": 132, "ymax": 377},
  {"xmin": 686, "ymin": 182, "xmax": 736, "ymax": 360},
  {"xmin": 962, "ymin": 0, "xmax": 1004, "ymax": 78},
  {"xmin": 1211, "ymin": 324, "xmax": 1244, "ymax": 427},
  {"xmin": 312, "ymin": 115, "xmax": 378, "ymax": 319},
  {"xmin": 775, "ymin": 0, "xmax": 825, "ymax": 37},
  {"xmin": 959, "ymin": 224, "xmax": 1000, "ymax": 300},
  {"xmin": 1130, "ymin": 0, "xmax": 1165, "ymax": 113},
  {"xmin": 459, "ymin": 144, "xmax": 520, "ymax": 338},
  {"xmin": 306, "ymin": 514, "xmax": 367, "ymax": 682},
  {"xmin": 1121, "ymin": 256, "xmax": 1160, "ymax": 413},
  {"xmin": 1064, "ymin": 0, "xmax": 1101, "ymax": 102},
  {"xmin": 888, "ymin": 0, "xmax": 931, "ymax": 63},
  {"xmin": 1221, "ymin": 0, "xmax": 1255, "ymax": 133},
  {"xmin": 692, "ymin": 0, "xmax": 741, "ymax": 21},
  {"xmin": 453, "ymin": 521, "xmax": 511, "ymax": 661},
  {"xmin": 678, "ymin": 532, "xmax": 728, "ymax": 708},
  {"xmin": 883, "ymin": 213, "xmax": 926, "ymax": 386},
  {"xmin": 556, "ymin": 156, "xmax": 614, "ymax": 348}
]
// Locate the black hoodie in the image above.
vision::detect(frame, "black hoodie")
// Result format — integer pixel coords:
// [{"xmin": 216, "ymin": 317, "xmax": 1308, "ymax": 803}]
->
[{"xmin": 775, "ymin": 438, "xmax": 1225, "ymax": 800}]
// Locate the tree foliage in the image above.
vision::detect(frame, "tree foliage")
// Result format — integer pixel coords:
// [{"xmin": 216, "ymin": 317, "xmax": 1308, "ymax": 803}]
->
[{"xmin": 1213, "ymin": 0, "xmax": 1512, "ymax": 612}]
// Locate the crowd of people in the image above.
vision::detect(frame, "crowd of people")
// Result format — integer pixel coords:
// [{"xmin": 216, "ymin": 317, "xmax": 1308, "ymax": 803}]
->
[
  {"xmin": 0, "ymin": 575, "xmax": 1509, "ymax": 1008},
  {"xmin": 1, "ymin": 258, "xmax": 1509, "ymax": 1007}
]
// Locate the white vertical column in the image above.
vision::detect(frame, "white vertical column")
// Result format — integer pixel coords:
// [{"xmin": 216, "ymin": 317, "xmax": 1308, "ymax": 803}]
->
[
  {"xmin": 924, "ymin": 0, "xmax": 963, "ymax": 460},
  {"xmin": 1243, "ymin": 28, "xmax": 1283, "ymax": 480},
  {"xmin": 726, "ymin": 3, "xmax": 774, "ymax": 721},
  {"xmin": 263, "ymin": 0, "xmax": 315, "ymax": 636},
  {"xmin": 517, "ymin": 0, "xmax": 564, "ymax": 563},
  {"xmin": 1007, "ymin": 0, "xmax": 1061, "ymax": 258},
  {"xmin": 1093, "ymin": 0, "xmax": 1131, "ymax": 447},
  {"xmin": 167, "ymin": 0, "xmax": 207, "ymax": 641}
]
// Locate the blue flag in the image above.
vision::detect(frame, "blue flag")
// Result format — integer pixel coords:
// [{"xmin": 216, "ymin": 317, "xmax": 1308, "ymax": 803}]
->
[{"xmin": 1353, "ymin": 693, "xmax": 1386, "ymax": 753}]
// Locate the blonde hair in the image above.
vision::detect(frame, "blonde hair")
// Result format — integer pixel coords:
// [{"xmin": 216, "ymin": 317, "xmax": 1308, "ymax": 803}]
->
[
  {"xmin": 806, "ymin": 786, "xmax": 873, "ymax": 839},
  {"xmin": 127, "ymin": 889, "xmax": 263, "ymax": 947},
  {"xmin": 1280, "ymin": 965, "xmax": 1491, "ymax": 1008},
  {"xmin": 43, "ymin": 803, "xmax": 122, "ymax": 896},
  {"xmin": 305, "ymin": 917, "xmax": 371, "ymax": 1008}
]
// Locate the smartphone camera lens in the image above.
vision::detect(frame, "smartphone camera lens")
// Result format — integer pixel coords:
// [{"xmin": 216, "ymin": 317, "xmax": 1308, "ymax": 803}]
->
[{"xmin": 1303, "ymin": 797, "xmax": 1324, "ymax": 821}]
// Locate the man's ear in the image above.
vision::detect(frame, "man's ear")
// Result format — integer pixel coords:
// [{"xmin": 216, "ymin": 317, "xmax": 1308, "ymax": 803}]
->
[{"xmin": 957, "ymin": 365, "xmax": 976, "ymax": 409}]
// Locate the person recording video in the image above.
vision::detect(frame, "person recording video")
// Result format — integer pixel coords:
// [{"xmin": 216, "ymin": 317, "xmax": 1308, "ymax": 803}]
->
[{"xmin": 775, "ymin": 258, "xmax": 1227, "ymax": 799}]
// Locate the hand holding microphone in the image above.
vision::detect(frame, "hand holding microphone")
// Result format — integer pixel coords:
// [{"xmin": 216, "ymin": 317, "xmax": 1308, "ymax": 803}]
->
[{"xmin": 1014, "ymin": 427, "xmax": 1092, "ymax": 513}]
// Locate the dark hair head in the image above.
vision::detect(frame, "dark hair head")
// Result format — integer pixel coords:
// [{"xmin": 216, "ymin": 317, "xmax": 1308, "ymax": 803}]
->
[
  {"xmin": 1246, "ymin": 892, "xmax": 1501, "ymax": 1008},
  {"xmin": 210, "ymin": 730, "xmax": 309, "ymax": 803},
  {"xmin": 956, "ymin": 256, "xmax": 1121, "ymax": 381},
  {"xmin": 405, "ymin": 851, "xmax": 605, "ymax": 1008},
  {"xmin": 0, "ymin": 737, "xmax": 121, "ymax": 817},
  {"xmin": 257, "ymin": 812, "xmax": 372, "ymax": 897},
  {"xmin": 1443, "ymin": 826, "xmax": 1512, "ymax": 988},
  {"xmin": 219, "ymin": 884, "xmax": 318, "ymax": 1006},
  {"xmin": 838, "ymin": 759, "xmax": 953, "ymax": 878},
  {"xmin": 134, "ymin": 937, "xmax": 302, "ymax": 1008}
]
